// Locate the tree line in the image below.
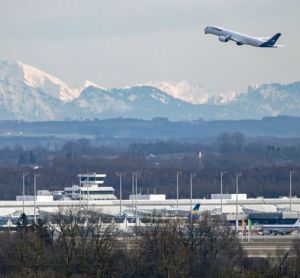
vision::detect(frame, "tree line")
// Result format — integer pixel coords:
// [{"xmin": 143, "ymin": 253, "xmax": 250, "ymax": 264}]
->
[
  {"xmin": 1, "ymin": 133, "xmax": 300, "ymax": 199},
  {"xmin": 1, "ymin": 156, "xmax": 300, "ymax": 200},
  {"xmin": 2, "ymin": 210, "xmax": 299, "ymax": 277}
]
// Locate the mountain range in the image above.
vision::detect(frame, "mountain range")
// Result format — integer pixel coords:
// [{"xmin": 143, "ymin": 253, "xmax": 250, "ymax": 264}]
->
[{"xmin": 0, "ymin": 60, "xmax": 299, "ymax": 121}]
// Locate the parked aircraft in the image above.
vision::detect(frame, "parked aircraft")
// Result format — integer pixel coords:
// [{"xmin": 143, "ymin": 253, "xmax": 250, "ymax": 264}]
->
[
  {"xmin": 204, "ymin": 26, "xmax": 282, "ymax": 48},
  {"xmin": 123, "ymin": 203, "xmax": 202, "ymax": 220},
  {"xmin": 261, "ymin": 218, "xmax": 300, "ymax": 235}
]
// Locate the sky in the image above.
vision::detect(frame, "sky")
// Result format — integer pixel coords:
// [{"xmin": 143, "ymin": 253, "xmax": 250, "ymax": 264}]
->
[{"xmin": 0, "ymin": 0, "xmax": 299, "ymax": 94}]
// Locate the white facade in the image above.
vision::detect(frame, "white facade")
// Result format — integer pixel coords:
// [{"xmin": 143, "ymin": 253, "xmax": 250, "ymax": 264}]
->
[
  {"xmin": 211, "ymin": 193, "xmax": 247, "ymax": 200},
  {"xmin": 1, "ymin": 197, "xmax": 300, "ymax": 218},
  {"xmin": 16, "ymin": 190, "xmax": 53, "ymax": 202},
  {"xmin": 129, "ymin": 194, "xmax": 166, "ymax": 201},
  {"xmin": 64, "ymin": 173, "xmax": 117, "ymax": 200}
]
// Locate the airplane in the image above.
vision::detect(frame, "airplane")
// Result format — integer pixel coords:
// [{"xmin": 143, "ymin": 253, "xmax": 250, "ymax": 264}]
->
[
  {"xmin": 260, "ymin": 218, "xmax": 300, "ymax": 235},
  {"xmin": 204, "ymin": 26, "xmax": 283, "ymax": 48},
  {"xmin": 122, "ymin": 203, "xmax": 202, "ymax": 221}
]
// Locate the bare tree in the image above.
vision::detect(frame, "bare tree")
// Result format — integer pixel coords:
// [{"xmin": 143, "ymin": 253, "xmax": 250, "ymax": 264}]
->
[
  {"xmin": 186, "ymin": 213, "xmax": 245, "ymax": 277},
  {"xmin": 51, "ymin": 208, "xmax": 79, "ymax": 277}
]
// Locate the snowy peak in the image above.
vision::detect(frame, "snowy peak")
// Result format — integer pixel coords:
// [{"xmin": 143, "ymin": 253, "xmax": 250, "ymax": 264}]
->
[
  {"xmin": 145, "ymin": 80, "xmax": 208, "ymax": 104},
  {"xmin": 83, "ymin": 80, "xmax": 105, "ymax": 91},
  {"xmin": 19, "ymin": 61, "xmax": 81, "ymax": 102},
  {"xmin": 0, "ymin": 60, "xmax": 24, "ymax": 81},
  {"xmin": 146, "ymin": 80, "xmax": 238, "ymax": 105},
  {"xmin": 1, "ymin": 59, "xmax": 300, "ymax": 121},
  {"xmin": 0, "ymin": 60, "xmax": 80, "ymax": 102},
  {"xmin": 223, "ymin": 81, "xmax": 300, "ymax": 119}
]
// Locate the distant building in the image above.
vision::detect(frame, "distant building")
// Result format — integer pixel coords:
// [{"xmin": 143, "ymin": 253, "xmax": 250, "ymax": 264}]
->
[
  {"xmin": 211, "ymin": 193, "xmax": 247, "ymax": 200},
  {"xmin": 64, "ymin": 173, "xmax": 117, "ymax": 200},
  {"xmin": 16, "ymin": 190, "xmax": 53, "ymax": 202},
  {"xmin": 129, "ymin": 194, "xmax": 166, "ymax": 201}
]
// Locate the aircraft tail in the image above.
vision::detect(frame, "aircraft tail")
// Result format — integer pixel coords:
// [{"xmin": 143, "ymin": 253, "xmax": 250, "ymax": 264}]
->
[
  {"xmin": 191, "ymin": 203, "xmax": 201, "ymax": 220},
  {"xmin": 192, "ymin": 204, "xmax": 200, "ymax": 211},
  {"xmin": 260, "ymin": 33, "xmax": 281, "ymax": 47},
  {"xmin": 293, "ymin": 218, "xmax": 300, "ymax": 227}
]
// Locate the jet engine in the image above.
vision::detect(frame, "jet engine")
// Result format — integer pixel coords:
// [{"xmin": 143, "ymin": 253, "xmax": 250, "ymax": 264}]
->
[{"xmin": 219, "ymin": 36, "xmax": 229, "ymax": 42}]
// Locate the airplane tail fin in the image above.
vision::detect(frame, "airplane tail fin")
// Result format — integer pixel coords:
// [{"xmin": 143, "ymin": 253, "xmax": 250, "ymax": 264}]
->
[
  {"xmin": 192, "ymin": 204, "xmax": 200, "ymax": 212},
  {"xmin": 191, "ymin": 204, "xmax": 201, "ymax": 220},
  {"xmin": 294, "ymin": 218, "xmax": 300, "ymax": 227},
  {"xmin": 260, "ymin": 33, "xmax": 281, "ymax": 47}
]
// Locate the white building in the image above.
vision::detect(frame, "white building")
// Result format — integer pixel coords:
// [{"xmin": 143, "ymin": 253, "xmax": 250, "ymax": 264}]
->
[
  {"xmin": 129, "ymin": 194, "xmax": 166, "ymax": 201},
  {"xmin": 64, "ymin": 173, "xmax": 117, "ymax": 200},
  {"xmin": 211, "ymin": 193, "xmax": 248, "ymax": 200},
  {"xmin": 16, "ymin": 190, "xmax": 53, "ymax": 202}
]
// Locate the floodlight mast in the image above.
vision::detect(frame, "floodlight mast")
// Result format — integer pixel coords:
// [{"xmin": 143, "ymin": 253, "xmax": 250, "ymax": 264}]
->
[
  {"xmin": 190, "ymin": 173, "xmax": 196, "ymax": 225},
  {"xmin": 290, "ymin": 170, "xmax": 295, "ymax": 212},
  {"xmin": 116, "ymin": 172, "xmax": 123, "ymax": 217},
  {"xmin": 22, "ymin": 172, "xmax": 28, "ymax": 215},
  {"xmin": 33, "ymin": 173, "xmax": 37, "ymax": 224},
  {"xmin": 176, "ymin": 171, "xmax": 182, "ymax": 215},
  {"xmin": 220, "ymin": 171, "xmax": 227, "ymax": 214},
  {"xmin": 235, "ymin": 173, "xmax": 242, "ymax": 233}
]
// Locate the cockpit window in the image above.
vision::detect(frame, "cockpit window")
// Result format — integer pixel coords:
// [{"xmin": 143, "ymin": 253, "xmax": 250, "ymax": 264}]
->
[{"xmin": 212, "ymin": 27, "xmax": 222, "ymax": 32}]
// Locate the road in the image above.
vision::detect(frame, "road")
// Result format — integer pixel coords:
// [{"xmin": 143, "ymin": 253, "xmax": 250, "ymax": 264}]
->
[{"xmin": 240, "ymin": 234, "xmax": 300, "ymax": 257}]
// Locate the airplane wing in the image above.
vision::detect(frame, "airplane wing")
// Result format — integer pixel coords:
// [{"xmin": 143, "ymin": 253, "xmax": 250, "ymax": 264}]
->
[{"xmin": 230, "ymin": 36, "xmax": 244, "ymax": 45}]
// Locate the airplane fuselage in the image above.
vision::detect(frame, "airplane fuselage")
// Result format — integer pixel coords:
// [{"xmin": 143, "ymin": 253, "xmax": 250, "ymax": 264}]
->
[
  {"xmin": 261, "ymin": 224, "xmax": 299, "ymax": 235},
  {"xmin": 204, "ymin": 26, "xmax": 281, "ymax": 48}
]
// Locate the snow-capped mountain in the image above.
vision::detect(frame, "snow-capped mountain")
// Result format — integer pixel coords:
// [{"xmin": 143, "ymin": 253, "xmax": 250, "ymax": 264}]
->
[
  {"xmin": 0, "ymin": 60, "xmax": 107, "ymax": 121},
  {"xmin": 0, "ymin": 60, "xmax": 79, "ymax": 102},
  {"xmin": 224, "ymin": 82, "xmax": 300, "ymax": 119},
  {"xmin": 0, "ymin": 60, "xmax": 205, "ymax": 120},
  {"xmin": 0, "ymin": 61, "xmax": 66, "ymax": 120},
  {"xmin": 67, "ymin": 85, "xmax": 204, "ymax": 120},
  {"xmin": 0, "ymin": 59, "xmax": 300, "ymax": 121},
  {"xmin": 146, "ymin": 80, "xmax": 238, "ymax": 105}
]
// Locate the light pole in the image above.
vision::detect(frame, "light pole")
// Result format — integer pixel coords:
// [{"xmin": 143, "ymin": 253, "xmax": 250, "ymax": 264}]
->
[
  {"xmin": 116, "ymin": 172, "xmax": 123, "ymax": 216},
  {"xmin": 132, "ymin": 172, "xmax": 139, "ymax": 224},
  {"xmin": 33, "ymin": 172, "xmax": 37, "ymax": 224},
  {"xmin": 290, "ymin": 170, "xmax": 295, "ymax": 212},
  {"xmin": 22, "ymin": 172, "xmax": 28, "ymax": 215},
  {"xmin": 235, "ymin": 173, "xmax": 242, "ymax": 233},
  {"xmin": 135, "ymin": 172, "xmax": 139, "ymax": 224},
  {"xmin": 79, "ymin": 175, "xmax": 82, "ymax": 211},
  {"xmin": 176, "ymin": 171, "xmax": 181, "ymax": 215},
  {"xmin": 220, "ymin": 171, "xmax": 227, "ymax": 214},
  {"xmin": 190, "ymin": 173, "xmax": 195, "ymax": 225},
  {"xmin": 87, "ymin": 175, "xmax": 90, "ymax": 211},
  {"xmin": 131, "ymin": 173, "xmax": 135, "ymax": 211}
]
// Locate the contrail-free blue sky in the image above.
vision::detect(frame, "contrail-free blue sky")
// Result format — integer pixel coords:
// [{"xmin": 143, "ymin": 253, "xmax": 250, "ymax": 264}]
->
[{"xmin": 0, "ymin": 0, "xmax": 298, "ymax": 93}]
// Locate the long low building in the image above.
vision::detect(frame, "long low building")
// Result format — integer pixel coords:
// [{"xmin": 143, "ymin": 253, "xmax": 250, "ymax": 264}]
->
[
  {"xmin": 0, "ymin": 197, "xmax": 300, "ymax": 218},
  {"xmin": 3, "ymin": 173, "xmax": 299, "ymax": 219}
]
